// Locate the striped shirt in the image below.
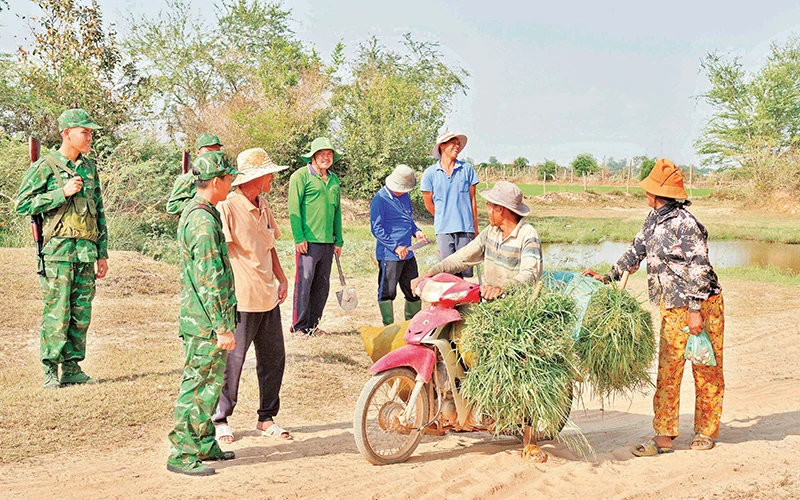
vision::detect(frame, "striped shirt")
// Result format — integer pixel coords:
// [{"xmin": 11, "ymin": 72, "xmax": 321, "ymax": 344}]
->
[{"xmin": 427, "ymin": 220, "xmax": 542, "ymax": 289}]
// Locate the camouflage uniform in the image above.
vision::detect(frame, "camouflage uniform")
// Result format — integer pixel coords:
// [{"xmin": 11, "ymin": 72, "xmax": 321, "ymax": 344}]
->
[
  {"xmin": 167, "ymin": 152, "xmax": 239, "ymax": 474},
  {"xmin": 166, "ymin": 133, "xmax": 223, "ymax": 215},
  {"xmin": 14, "ymin": 109, "xmax": 106, "ymax": 387}
]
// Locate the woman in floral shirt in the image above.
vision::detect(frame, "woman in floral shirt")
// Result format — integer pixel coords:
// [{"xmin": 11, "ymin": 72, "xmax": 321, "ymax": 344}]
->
[{"xmin": 584, "ymin": 159, "xmax": 724, "ymax": 456}]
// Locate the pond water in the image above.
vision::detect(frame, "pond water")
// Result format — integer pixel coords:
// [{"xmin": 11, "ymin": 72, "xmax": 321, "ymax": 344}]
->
[{"xmin": 543, "ymin": 240, "xmax": 800, "ymax": 273}]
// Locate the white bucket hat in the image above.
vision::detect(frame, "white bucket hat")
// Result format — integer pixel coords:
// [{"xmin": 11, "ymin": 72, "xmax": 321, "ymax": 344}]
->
[
  {"xmin": 431, "ymin": 131, "xmax": 468, "ymax": 160},
  {"xmin": 479, "ymin": 181, "xmax": 530, "ymax": 216},
  {"xmin": 232, "ymin": 148, "xmax": 289, "ymax": 186},
  {"xmin": 385, "ymin": 164, "xmax": 417, "ymax": 193}
]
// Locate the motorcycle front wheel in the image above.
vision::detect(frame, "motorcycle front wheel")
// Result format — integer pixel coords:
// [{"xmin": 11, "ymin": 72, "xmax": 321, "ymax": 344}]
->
[{"xmin": 353, "ymin": 367, "xmax": 430, "ymax": 465}]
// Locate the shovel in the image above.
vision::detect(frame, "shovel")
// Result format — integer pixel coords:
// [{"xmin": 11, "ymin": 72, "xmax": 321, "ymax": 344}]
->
[{"xmin": 334, "ymin": 253, "xmax": 358, "ymax": 311}]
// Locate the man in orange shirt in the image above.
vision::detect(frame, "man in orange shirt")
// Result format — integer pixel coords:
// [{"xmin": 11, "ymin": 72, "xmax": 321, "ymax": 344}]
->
[{"xmin": 211, "ymin": 148, "xmax": 293, "ymax": 442}]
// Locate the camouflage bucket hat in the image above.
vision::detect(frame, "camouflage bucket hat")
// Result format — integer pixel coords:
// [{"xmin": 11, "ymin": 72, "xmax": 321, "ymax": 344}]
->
[
  {"xmin": 57, "ymin": 109, "xmax": 101, "ymax": 132},
  {"xmin": 192, "ymin": 151, "xmax": 241, "ymax": 181},
  {"xmin": 300, "ymin": 137, "xmax": 342, "ymax": 165},
  {"xmin": 195, "ymin": 132, "xmax": 223, "ymax": 150}
]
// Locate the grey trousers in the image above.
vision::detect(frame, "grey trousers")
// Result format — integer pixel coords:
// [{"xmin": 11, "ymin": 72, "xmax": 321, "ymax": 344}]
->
[
  {"xmin": 436, "ymin": 232, "xmax": 474, "ymax": 278},
  {"xmin": 212, "ymin": 308, "xmax": 284, "ymax": 423},
  {"xmin": 291, "ymin": 242, "xmax": 333, "ymax": 334}
]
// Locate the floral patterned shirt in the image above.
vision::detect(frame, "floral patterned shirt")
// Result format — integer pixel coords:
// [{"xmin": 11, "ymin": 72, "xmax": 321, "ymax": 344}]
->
[{"xmin": 604, "ymin": 202, "xmax": 721, "ymax": 311}]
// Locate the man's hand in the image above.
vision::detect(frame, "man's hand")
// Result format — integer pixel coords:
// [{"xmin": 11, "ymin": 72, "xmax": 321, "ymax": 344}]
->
[
  {"xmin": 95, "ymin": 258, "xmax": 108, "ymax": 279},
  {"xmin": 414, "ymin": 230, "xmax": 427, "ymax": 242},
  {"xmin": 582, "ymin": 268, "xmax": 608, "ymax": 283},
  {"xmin": 295, "ymin": 241, "xmax": 308, "ymax": 254},
  {"xmin": 481, "ymin": 284, "xmax": 503, "ymax": 301},
  {"xmin": 411, "ymin": 273, "xmax": 432, "ymax": 297},
  {"xmin": 688, "ymin": 311, "xmax": 704, "ymax": 335},
  {"xmin": 63, "ymin": 176, "xmax": 83, "ymax": 197},
  {"xmin": 217, "ymin": 332, "xmax": 236, "ymax": 350},
  {"xmin": 334, "ymin": 246, "xmax": 342, "ymax": 258},
  {"xmin": 277, "ymin": 278, "xmax": 288, "ymax": 305},
  {"xmin": 395, "ymin": 245, "xmax": 409, "ymax": 259}
]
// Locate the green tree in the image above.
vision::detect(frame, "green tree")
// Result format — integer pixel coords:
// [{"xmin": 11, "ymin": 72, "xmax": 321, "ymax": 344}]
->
[
  {"xmin": 512, "ymin": 156, "xmax": 529, "ymax": 169},
  {"xmin": 636, "ymin": 155, "xmax": 656, "ymax": 180},
  {"xmin": 332, "ymin": 35, "xmax": 468, "ymax": 198},
  {"xmin": 570, "ymin": 153, "xmax": 598, "ymax": 177},
  {"xmin": 487, "ymin": 156, "xmax": 501, "ymax": 166},
  {"xmin": 0, "ymin": 0, "xmax": 147, "ymax": 144},
  {"xmin": 537, "ymin": 159, "xmax": 559, "ymax": 181},
  {"xmin": 126, "ymin": 0, "xmax": 336, "ymax": 164},
  {"xmin": 696, "ymin": 37, "xmax": 800, "ymax": 192}
]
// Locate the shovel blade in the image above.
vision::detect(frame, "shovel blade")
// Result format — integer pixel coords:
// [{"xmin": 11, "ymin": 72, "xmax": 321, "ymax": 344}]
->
[{"xmin": 336, "ymin": 287, "xmax": 358, "ymax": 311}]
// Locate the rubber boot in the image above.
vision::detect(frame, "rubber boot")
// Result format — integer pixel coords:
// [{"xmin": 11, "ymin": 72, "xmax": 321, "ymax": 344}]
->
[
  {"xmin": 42, "ymin": 361, "xmax": 60, "ymax": 390},
  {"xmin": 378, "ymin": 300, "xmax": 395, "ymax": 326},
  {"xmin": 61, "ymin": 360, "xmax": 95, "ymax": 386},
  {"xmin": 404, "ymin": 300, "xmax": 422, "ymax": 320}
]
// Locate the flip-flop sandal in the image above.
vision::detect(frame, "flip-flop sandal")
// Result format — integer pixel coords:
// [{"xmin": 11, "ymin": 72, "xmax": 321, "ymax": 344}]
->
[
  {"xmin": 261, "ymin": 422, "xmax": 293, "ymax": 440},
  {"xmin": 215, "ymin": 424, "xmax": 235, "ymax": 444},
  {"xmin": 521, "ymin": 444, "xmax": 548, "ymax": 463},
  {"xmin": 631, "ymin": 439, "xmax": 674, "ymax": 457},
  {"xmin": 691, "ymin": 434, "xmax": 715, "ymax": 451}
]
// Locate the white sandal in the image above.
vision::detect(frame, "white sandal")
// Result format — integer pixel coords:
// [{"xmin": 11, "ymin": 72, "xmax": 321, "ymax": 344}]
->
[
  {"xmin": 261, "ymin": 422, "xmax": 293, "ymax": 440},
  {"xmin": 215, "ymin": 424, "xmax": 235, "ymax": 443}
]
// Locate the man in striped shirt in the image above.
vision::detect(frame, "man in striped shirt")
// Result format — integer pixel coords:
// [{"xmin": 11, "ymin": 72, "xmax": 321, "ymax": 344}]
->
[{"xmin": 412, "ymin": 181, "xmax": 542, "ymax": 300}]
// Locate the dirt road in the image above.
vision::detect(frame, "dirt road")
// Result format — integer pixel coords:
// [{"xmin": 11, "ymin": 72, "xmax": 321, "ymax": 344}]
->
[{"xmin": 0, "ymin": 249, "xmax": 798, "ymax": 499}]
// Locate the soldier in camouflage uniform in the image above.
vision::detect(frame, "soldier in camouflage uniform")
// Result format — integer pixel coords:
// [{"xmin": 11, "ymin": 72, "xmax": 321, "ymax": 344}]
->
[
  {"xmin": 167, "ymin": 151, "xmax": 241, "ymax": 477},
  {"xmin": 166, "ymin": 133, "xmax": 224, "ymax": 215},
  {"xmin": 584, "ymin": 158, "xmax": 725, "ymax": 456},
  {"xmin": 15, "ymin": 109, "xmax": 108, "ymax": 389}
]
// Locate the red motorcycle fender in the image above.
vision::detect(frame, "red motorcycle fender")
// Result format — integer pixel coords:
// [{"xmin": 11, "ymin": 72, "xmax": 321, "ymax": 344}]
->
[{"xmin": 368, "ymin": 344, "xmax": 437, "ymax": 382}]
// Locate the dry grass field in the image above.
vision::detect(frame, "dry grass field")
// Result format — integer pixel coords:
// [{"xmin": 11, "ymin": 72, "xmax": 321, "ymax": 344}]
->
[{"xmin": 0, "ymin": 246, "xmax": 798, "ymax": 499}]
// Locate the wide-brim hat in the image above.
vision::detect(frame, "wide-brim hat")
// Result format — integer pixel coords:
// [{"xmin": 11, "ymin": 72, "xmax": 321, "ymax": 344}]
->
[
  {"xmin": 639, "ymin": 158, "xmax": 688, "ymax": 200},
  {"xmin": 385, "ymin": 164, "xmax": 417, "ymax": 193},
  {"xmin": 300, "ymin": 137, "xmax": 342, "ymax": 165},
  {"xmin": 431, "ymin": 131, "xmax": 468, "ymax": 160},
  {"xmin": 479, "ymin": 181, "xmax": 530, "ymax": 216},
  {"xmin": 232, "ymin": 148, "xmax": 289, "ymax": 186}
]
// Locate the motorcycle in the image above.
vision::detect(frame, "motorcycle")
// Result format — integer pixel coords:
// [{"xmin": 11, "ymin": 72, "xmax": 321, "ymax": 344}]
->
[{"xmin": 353, "ymin": 273, "xmax": 573, "ymax": 465}]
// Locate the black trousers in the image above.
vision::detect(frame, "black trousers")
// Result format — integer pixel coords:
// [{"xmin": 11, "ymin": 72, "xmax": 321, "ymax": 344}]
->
[
  {"xmin": 291, "ymin": 242, "xmax": 333, "ymax": 334},
  {"xmin": 377, "ymin": 257, "xmax": 420, "ymax": 302},
  {"xmin": 212, "ymin": 308, "xmax": 284, "ymax": 423}
]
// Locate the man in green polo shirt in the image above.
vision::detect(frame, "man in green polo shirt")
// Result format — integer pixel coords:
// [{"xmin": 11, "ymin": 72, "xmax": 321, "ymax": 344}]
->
[
  {"xmin": 166, "ymin": 132, "xmax": 224, "ymax": 215},
  {"xmin": 287, "ymin": 137, "xmax": 343, "ymax": 336},
  {"xmin": 15, "ymin": 108, "xmax": 108, "ymax": 389}
]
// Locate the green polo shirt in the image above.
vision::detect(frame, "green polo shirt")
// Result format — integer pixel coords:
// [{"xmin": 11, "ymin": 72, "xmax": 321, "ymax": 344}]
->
[{"xmin": 288, "ymin": 165, "xmax": 343, "ymax": 247}]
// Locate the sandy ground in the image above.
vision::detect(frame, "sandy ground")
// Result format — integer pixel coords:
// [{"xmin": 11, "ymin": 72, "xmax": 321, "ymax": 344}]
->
[{"xmin": 0, "ymin": 248, "xmax": 799, "ymax": 499}]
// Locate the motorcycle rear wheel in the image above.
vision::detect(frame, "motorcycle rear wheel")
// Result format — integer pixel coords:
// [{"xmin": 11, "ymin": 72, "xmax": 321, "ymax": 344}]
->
[{"xmin": 354, "ymin": 367, "xmax": 430, "ymax": 465}]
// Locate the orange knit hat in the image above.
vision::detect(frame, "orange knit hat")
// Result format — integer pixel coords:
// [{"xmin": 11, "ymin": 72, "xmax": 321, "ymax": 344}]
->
[{"xmin": 639, "ymin": 158, "xmax": 688, "ymax": 200}]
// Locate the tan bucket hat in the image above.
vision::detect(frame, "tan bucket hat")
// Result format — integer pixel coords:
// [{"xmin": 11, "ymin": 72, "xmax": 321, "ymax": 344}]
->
[
  {"xmin": 431, "ymin": 131, "xmax": 468, "ymax": 160},
  {"xmin": 479, "ymin": 181, "xmax": 530, "ymax": 216},
  {"xmin": 385, "ymin": 164, "xmax": 417, "ymax": 193},
  {"xmin": 232, "ymin": 148, "xmax": 289, "ymax": 186}
]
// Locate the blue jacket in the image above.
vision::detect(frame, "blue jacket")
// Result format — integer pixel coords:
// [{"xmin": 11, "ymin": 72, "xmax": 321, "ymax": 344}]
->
[{"xmin": 370, "ymin": 187, "xmax": 421, "ymax": 261}]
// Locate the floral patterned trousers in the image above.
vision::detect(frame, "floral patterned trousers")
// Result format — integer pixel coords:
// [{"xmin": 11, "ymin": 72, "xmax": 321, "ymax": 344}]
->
[{"xmin": 653, "ymin": 294, "xmax": 725, "ymax": 438}]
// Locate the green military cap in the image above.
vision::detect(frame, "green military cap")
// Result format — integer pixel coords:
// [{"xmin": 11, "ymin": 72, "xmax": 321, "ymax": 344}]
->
[
  {"xmin": 192, "ymin": 151, "xmax": 241, "ymax": 181},
  {"xmin": 300, "ymin": 137, "xmax": 342, "ymax": 165},
  {"xmin": 57, "ymin": 109, "xmax": 101, "ymax": 132},
  {"xmin": 195, "ymin": 132, "xmax": 223, "ymax": 150}
]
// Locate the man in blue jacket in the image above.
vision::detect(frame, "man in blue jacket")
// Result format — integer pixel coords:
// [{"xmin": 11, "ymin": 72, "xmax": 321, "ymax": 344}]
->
[{"xmin": 370, "ymin": 165, "xmax": 428, "ymax": 325}]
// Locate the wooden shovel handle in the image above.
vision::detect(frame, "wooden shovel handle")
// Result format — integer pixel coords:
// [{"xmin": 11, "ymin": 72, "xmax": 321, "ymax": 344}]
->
[
  {"xmin": 619, "ymin": 271, "xmax": 630, "ymax": 290},
  {"xmin": 334, "ymin": 253, "xmax": 346, "ymax": 286}
]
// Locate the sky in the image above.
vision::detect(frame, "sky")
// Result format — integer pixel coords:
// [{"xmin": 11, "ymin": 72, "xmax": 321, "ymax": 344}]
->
[{"xmin": 4, "ymin": 0, "xmax": 800, "ymax": 165}]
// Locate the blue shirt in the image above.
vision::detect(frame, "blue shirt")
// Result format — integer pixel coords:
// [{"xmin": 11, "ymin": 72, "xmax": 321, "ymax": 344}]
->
[
  {"xmin": 420, "ymin": 159, "xmax": 479, "ymax": 235},
  {"xmin": 370, "ymin": 187, "xmax": 421, "ymax": 261}
]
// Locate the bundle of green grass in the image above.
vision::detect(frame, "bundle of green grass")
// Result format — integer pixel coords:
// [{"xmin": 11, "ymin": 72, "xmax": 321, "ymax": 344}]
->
[
  {"xmin": 459, "ymin": 284, "xmax": 589, "ymax": 453},
  {"xmin": 576, "ymin": 286, "xmax": 655, "ymax": 398}
]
